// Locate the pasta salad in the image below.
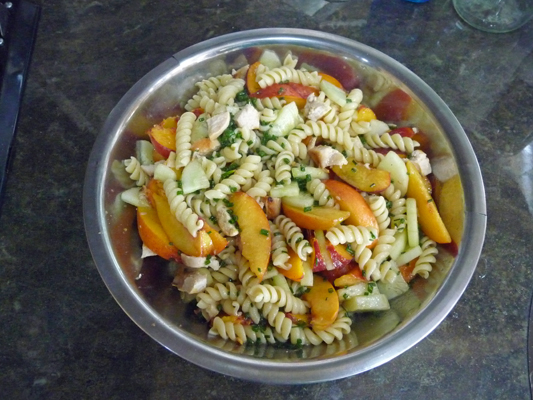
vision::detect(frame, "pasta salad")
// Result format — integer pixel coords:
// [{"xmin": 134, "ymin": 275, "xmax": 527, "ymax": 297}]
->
[{"xmin": 117, "ymin": 49, "xmax": 454, "ymax": 347}]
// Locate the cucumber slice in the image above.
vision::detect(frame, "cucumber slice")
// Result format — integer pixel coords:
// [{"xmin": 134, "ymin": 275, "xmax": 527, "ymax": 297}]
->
[
  {"xmin": 389, "ymin": 229, "xmax": 407, "ymax": 261},
  {"xmin": 377, "ymin": 273, "xmax": 409, "ymax": 300},
  {"xmin": 136, "ymin": 140, "xmax": 154, "ymax": 165},
  {"xmin": 181, "ymin": 159, "xmax": 210, "ymax": 194},
  {"xmin": 343, "ymin": 293, "xmax": 390, "ymax": 312},
  {"xmin": 270, "ymin": 102, "xmax": 300, "ymax": 136},
  {"xmin": 352, "ymin": 309, "xmax": 401, "ymax": 346},
  {"xmin": 271, "ymin": 274, "xmax": 291, "ymax": 294},
  {"xmin": 154, "ymin": 163, "xmax": 177, "ymax": 182},
  {"xmin": 390, "ymin": 290, "xmax": 421, "ymax": 320},
  {"xmin": 291, "ymin": 166, "xmax": 329, "ymax": 180},
  {"xmin": 406, "ymin": 197, "xmax": 419, "ymax": 248},
  {"xmin": 270, "ymin": 181, "xmax": 300, "ymax": 198},
  {"xmin": 281, "ymin": 193, "xmax": 315, "ymax": 208},
  {"xmin": 191, "ymin": 113, "xmax": 209, "ymax": 143},
  {"xmin": 121, "ymin": 187, "xmax": 143, "ymax": 207},
  {"xmin": 258, "ymin": 50, "xmax": 282, "ymax": 69},
  {"xmin": 395, "ymin": 245, "xmax": 422, "ymax": 267},
  {"xmin": 337, "ymin": 282, "xmax": 370, "ymax": 302},
  {"xmin": 378, "ymin": 151, "xmax": 408, "ymax": 196},
  {"xmin": 320, "ymin": 79, "xmax": 346, "ymax": 107},
  {"xmin": 300, "ymin": 259, "xmax": 314, "ymax": 287}
]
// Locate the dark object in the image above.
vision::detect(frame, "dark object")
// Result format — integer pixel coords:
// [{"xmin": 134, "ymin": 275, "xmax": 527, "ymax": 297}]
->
[{"xmin": 0, "ymin": 1, "xmax": 40, "ymax": 213}]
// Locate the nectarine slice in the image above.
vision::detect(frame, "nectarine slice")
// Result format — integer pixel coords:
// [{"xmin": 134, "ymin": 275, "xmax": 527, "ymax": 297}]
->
[
  {"xmin": 149, "ymin": 124, "xmax": 176, "ymax": 159},
  {"xmin": 323, "ymin": 180, "xmax": 378, "ymax": 230},
  {"xmin": 230, "ymin": 191, "xmax": 271, "ymax": 281},
  {"xmin": 436, "ymin": 174, "xmax": 464, "ymax": 245},
  {"xmin": 277, "ymin": 247, "xmax": 304, "ymax": 281},
  {"xmin": 137, "ymin": 205, "xmax": 179, "ymax": 261},
  {"xmin": 332, "ymin": 159, "xmax": 391, "ymax": 193},
  {"xmin": 302, "ymin": 274, "xmax": 340, "ymax": 330},
  {"xmin": 147, "ymin": 180, "xmax": 214, "ymax": 257},
  {"xmin": 405, "ymin": 160, "xmax": 451, "ymax": 243},
  {"xmin": 281, "ymin": 202, "xmax": 350, "ymax": 231}
]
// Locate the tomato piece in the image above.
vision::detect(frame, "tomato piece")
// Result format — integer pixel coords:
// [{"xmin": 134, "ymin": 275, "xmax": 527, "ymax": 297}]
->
[
  {"xmin": 374, "ymin": 88, "xmax": 413, "ymax": 123},
  {"xmin": 389, "ymin": 127, "xmax": 415, "ymax": 137},
  {"xmin": 250, "ymin": 83, "xmax": 318, "ymax": 100},
  {"xmin": 298, "ymin": 51, "xmax": 360, "ymax": 90}
]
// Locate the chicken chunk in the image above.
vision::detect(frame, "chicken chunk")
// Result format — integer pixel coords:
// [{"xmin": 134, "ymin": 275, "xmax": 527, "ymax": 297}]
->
[
  {"xmin": 181, "ymin": 253, "xmax": 220, "ymax": 270},
  {"xmin": 234, "ymin": 103, "xmax": 260, "ymax": 130},
  {"xmin": 410, "ymin": 150, "xmax": 432, "ymax": 176},
  {"xmin": 173, "ymin": 269, "xmax": 208, "ymax": 294},
  {"xmin": 308, "ymin": 145, "xmax": 348, "ymax": 169},
  {"xmin": 216, "ymin": 204, "xmax": 239, "ymax": 237},
  {"xmin": 207, "ymin": 111, "xmax": 231, "ymax": 140},
  {"xmin": 304, "ymin": 94, "xmax": 331, "ymax": 122}
]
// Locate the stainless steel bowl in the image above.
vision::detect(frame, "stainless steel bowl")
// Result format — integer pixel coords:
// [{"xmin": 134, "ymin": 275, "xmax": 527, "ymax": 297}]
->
[{"xmin": 83, "ymin": 28, "xmax": 486, "ymax": 383}]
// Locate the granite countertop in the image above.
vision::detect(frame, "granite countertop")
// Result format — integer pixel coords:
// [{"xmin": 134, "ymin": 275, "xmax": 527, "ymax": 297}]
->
[{"xmin": 1, "ymin": 0, "xmax": 532, "ymax": 398}]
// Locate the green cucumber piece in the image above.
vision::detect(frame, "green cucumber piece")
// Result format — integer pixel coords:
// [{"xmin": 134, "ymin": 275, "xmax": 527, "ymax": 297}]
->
[
  {"xmin": 320, "ymin": 79, "xmax": 346, "ymax": 107},
  {"xmin": 270, "ymin": 182, "xmax": 300, "ymax": 198},
  {"xmin": 343, "ymin": 293, "xmax": 390, "ymax": 312},
  {"xmin": 291, "ymin": 166, "xmax": 329, "ymax": 180},
  {"xmin": 181, "ymin": 159, "xmax": 210, "ymax": 195}
]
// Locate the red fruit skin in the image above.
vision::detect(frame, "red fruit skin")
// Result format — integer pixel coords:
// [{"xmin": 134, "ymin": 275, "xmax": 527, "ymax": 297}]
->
[
  {"xmin": 373, "ymin": 88, "xmax": 413, "ymax": 123},
  {"xmin": 298, "ymin": 52, "xmax": 360, "ymax": 90}
]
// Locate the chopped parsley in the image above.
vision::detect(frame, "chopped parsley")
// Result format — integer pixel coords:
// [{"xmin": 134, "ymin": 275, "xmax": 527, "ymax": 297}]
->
[{"xmin": 260, "ymin": 229, "xmax": 269, "ymax": 237}]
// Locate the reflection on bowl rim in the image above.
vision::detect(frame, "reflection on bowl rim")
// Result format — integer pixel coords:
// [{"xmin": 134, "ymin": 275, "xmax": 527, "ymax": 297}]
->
[{"xmin": 83, "ymin": 28, "xmax": 487, "ymax": 384}]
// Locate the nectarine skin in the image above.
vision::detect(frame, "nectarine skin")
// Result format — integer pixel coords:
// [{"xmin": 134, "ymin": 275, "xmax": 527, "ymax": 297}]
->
[
  {"xmin": 137, "ymin": 205, "xmax": 179, "ymax": 261},
  {"xmin": 323, "ymin": 180, "xmax": 379, "ymax": 230},
  {"xmin": 230, "ymin": 191, "xmax": 272, "ymax": 281},
  {"xmin": 281, "ymin": 203, "xmax": 350, "ymax": 231},
  {"xmin": 331, "ymin": 159, "xmax": 391, "ymax": 193},
  {"xmin": 405, "ymin": 161, "xmax": 451, "ymax": 244},
  {"xmin": 303, "ymin": 274, "xmax": 340, "ymax": 330}
]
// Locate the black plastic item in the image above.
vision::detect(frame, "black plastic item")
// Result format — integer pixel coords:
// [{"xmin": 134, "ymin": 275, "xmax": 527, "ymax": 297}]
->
[{"xmin": 0, "ymin": 1, "xmax": 40, "ymax": 213}]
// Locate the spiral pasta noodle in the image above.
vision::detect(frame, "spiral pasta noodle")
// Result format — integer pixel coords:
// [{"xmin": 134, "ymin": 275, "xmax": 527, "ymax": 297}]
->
[
  {"xmin": 209, "ymin": 316, "xmax": 277, "ymax": 345},
  {"xmin": 274, "ymin": 150, "xmax": 294, "ymax": 184},
  {"xmin": 269, "ymin": 221, "xmax": 290, "ymax": 268},
  {"xmin": 364, "ymin": 132, "xmax": 420, "ymax": 154},
  {"xmin": 253, "ymin": 96, "xmax": 286, "ymax": 111},
  {"xmin": 274, "ymin": 215, "xmax": 312, "ymax": 261},
  {"xmin": 246, "ymin": 284, "xmax": 309, "ymax": 314},
  {"xmin": 307, "ymin": 178, "xmax": 335, "ymax": 207},
  {"xmin": 123, "ymin": 156, "xmax": 149, "ymax": 186},
  {"xmin": 163, "ymin": 178, "xmax": 203, "ymax": 237},
  {"xmin": 325, "ymin": 225, "xmax": 378, "ymax": 246},
  {"xmin": 289, "ymin": 121, "xmax": 358, "ymax": 153},
  {"xmin": 174, "ymin": 112, "xmax": 196, "ymax": 168},
  {"xmin": 367, "ymin": 195, "xmax": 391, "ymax": 231},
  {"xmin": 205, "ymin": 155, "xmax": 261, "ymax": 200},
  {"xmin": 290, "ymin": 312, "xmax": 352, "ymax": 345},
  {"xmin": 256, "ymin": 66, "xmax": 322, "ymax": 89},
  {"xmin": 338, "ymin": 88, "xmax": 363, "ymax": 131},
  {"xmin": 413, "ymin": 236, "xmax": 438, "ymax": 278}
]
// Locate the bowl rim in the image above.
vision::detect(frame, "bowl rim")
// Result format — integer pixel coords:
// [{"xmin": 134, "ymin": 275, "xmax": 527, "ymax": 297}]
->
[{"xmin": 83, "ymin": 27, "xmax": 487, "ymax": 384}]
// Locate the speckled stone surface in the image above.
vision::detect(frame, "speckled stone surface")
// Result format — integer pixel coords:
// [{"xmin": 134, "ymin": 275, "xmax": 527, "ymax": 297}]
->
[{"xmin": 1, "ymin": 0, "xmax": 532, "ymax": 398}]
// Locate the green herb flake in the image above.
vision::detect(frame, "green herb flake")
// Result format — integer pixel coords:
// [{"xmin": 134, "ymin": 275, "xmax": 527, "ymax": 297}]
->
[
  {"xmin": 260, "ymin": 229, "xmax": 269, "ymax": 237},
  {"xmin": 303, "ymin": 206, "xmax": 312, "ymax": 212}
]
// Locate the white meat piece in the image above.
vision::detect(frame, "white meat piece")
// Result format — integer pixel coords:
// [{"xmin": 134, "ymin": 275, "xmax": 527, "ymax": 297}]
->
[
  {"xmin": 216, "ymin": 205, "xmax": 239, "ymax": 237},
  {"xmin": 207, "ymin": 111, "xmax": 231, "ymax": 140},
  {"xmin": 180, "ymin": 253, "xmax": 220, "ymax": 271},
  {"xmin": 410, "ymin": 150, "xmax": 432, "ymax": 176},
  {"xmin": 304, "ymin": 93, "xmax": 331, "ymax": 122},
  {"xmin": 308, "ymin": 145, "xmax": 348, "ymax": 169},
  {"xmin": 173, "ymin": 269, "xmax": 208, "ymax": 294},
  {"xmin": 431, "ymin": 155, "xmax": 457, "ymax": 182},
  {"xmin": 264, "ymin": 196, "xmax": 281, "ymax": 219},
  {"xmin": 234, "ymin": 104, "xmax": 260, "ymax": 130}
]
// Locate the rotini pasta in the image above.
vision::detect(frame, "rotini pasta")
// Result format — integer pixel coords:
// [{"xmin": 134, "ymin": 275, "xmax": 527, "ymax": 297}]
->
[
  {"xmin": 256, "ymin": 66, "xmax": 322, "ymax": 89},
  {"xmin": 274, "ymin": 215, "xmax": 312, "ymax": 261},
  {"xmin": 123, "ymin": 156, "xmax": 149, "ymax": 186},
  {"xmin": 325, "ymin": 225, "xmax": 378, "ymax": 246}
]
